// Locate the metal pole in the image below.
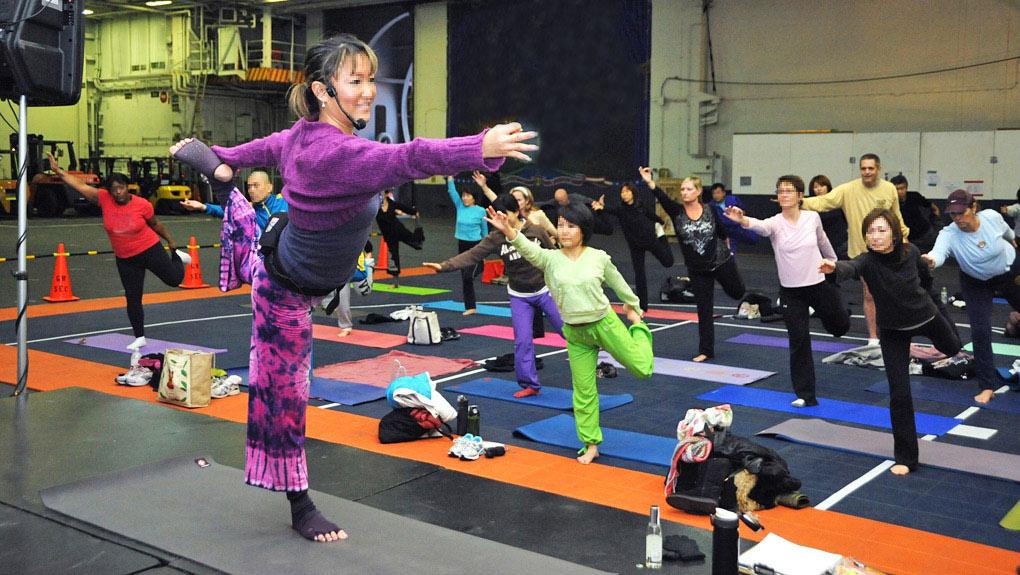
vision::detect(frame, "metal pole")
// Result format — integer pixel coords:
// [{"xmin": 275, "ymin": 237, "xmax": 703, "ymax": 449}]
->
[{"xmin": 13, "ymin": 94, "xmax": 29, "ymax": 397}]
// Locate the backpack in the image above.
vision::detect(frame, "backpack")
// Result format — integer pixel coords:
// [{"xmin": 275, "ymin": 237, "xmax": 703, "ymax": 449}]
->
[
  {"xmin": 660, "ymin": 276, "xmax": 695, "ymax": 303},
  {"xmin": 406, "ymin": 307, "xmax": 442, "ymax": 345},
  {"xmin": 379, "ymin": 408, "xmax": 452, "ymax": 443},
  {"xmin": 378, "ymin": 370, "xmax": 456, "ymax": 443}
]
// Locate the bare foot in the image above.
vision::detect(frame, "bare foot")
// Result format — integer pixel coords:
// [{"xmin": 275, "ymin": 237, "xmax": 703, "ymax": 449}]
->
[
  {"xmin": 890, "ymin": 464, "xmax": 911, "ymax": 476},
  {"xmin": 463, "ymin": 308, "xmax": 477, "ymax": 316},
  {"xmin": 314, "ymin": 529, "xmax": 348, "ymax": 542},
  {"xmin": 577, "ymin": 444, "xmax": 599, "ymax": 464},
  {"xmin": 692, "ymin": 354, "xmax": 709, "ymax": 363},
  {"xmin": 974, "ymin": 389, "xmax": 995, "ymax": 404},
  {"xmin": 514, "ymin": 387, "xmax": 540, "ymax": 398},
  {"xmin": 337, "ymin": 328, "xmax": 352, "ymax": 338}
]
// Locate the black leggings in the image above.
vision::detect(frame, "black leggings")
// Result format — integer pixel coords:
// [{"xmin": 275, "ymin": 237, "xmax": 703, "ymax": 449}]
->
[
  {"xmin": 116, "ymin": 241, "xmax": 186, "ymax": 337},
  {"xmin": 458, "ymin": 239, "xmax": 482, "ymax": 309},
  {"xmin": 689, "ymin": 257, "xmax": 745, "ymax": 358},
  {"xmin": 879, "ymin": 313, "xmax": 961, "ymax": 470},
  {"xmin": 629, "ymin": 239, "xmax": 675, "ymax": 311},
  {"xmin": 781, "ymin": 281, "xmax": 851, "ymax": 403},
  {"xmin": 382, "ymin": 224, "xmax": 421, "ymax": 276}
]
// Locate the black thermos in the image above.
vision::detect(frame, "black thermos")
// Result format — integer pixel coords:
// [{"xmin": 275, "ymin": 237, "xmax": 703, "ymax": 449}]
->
[
  {"xmin": 456, "ymin": 395, "xmax": 469, "ymax": 435},
  {"xmin": 711, "ymin": 507, "xmax": 739, "ymax": 575}
]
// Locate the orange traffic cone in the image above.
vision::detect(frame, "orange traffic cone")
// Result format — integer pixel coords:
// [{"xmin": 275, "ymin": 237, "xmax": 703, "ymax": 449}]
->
[
  {"xmin": 376, "ymin": 237, "xmax": 389, "ymax": 271},
  {"xmin": 178, "ymin": 236, "xmax": 209, "ymax": 289},
  {"xmin": 42, "ymin": 242, "xmax": 80, "ymax": 302}
]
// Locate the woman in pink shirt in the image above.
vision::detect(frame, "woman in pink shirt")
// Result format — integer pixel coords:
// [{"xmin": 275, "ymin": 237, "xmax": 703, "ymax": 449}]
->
[{"xmin": 724, "ymin": 175, "xmax": 850, "ymax": 407}]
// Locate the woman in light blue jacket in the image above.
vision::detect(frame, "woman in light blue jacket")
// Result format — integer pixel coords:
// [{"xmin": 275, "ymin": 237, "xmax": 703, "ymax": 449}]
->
[{"xmin": 447, "ymin": 175, "xmax": 489, "ymax": 314}]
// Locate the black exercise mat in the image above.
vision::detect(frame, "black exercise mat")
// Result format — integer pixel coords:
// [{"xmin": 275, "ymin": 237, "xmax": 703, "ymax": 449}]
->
[
  {"xmin": 0, "ymin": 503, "xmax": 161, "ymax": 575},
  {"xmin": 41, "ymin": 455, "xmax": 609, "ymax": 575}
]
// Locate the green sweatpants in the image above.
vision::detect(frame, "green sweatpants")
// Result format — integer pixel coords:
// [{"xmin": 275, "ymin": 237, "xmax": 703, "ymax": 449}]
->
[{"xmin": 561, "ymin": 313, "xmax": 653, "ymax": 446}]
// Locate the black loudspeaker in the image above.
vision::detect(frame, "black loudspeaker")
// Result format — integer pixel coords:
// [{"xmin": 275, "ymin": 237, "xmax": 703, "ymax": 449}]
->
[{"xmin": 0, "ymin": 0, "xmax": 84, "ymax": 106}]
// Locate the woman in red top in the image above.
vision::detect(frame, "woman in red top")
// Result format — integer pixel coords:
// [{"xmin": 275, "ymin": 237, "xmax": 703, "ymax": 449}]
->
[{"xmin": 48, "ymin": 153, "xmax": 188, "ymax": 350}]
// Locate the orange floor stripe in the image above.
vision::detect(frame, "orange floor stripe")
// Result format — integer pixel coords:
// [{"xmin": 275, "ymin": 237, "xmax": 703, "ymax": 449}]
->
[
  {"xmin": 3, "ymin": 346, "xmax": 1019, "ymax": 574},
  {"xmin": 0, "ymin": 286, "xmax": 251, "ymax": 322}
]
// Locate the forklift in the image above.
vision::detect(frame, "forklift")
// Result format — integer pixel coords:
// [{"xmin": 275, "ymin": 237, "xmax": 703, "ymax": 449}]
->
[
  {"xmin": 4, "ymin": 134, "xmax": 101, "ymax": 217},
  {"xmin": 138, "ymin": 156, "xmax": 194, "ymax": 214}
]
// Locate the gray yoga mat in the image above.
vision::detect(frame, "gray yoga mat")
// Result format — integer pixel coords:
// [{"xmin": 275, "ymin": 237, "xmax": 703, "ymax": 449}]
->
[
  {"xmin": 599, "ymin": 351, "xmax": 775, "ymax": 385},
  {"xmin": 41, "ymin": 455, "xmax": 609, "ymax": 575},
  {"xmin": 757, "ymin": 418, "xmax": 1020, "ymax": 483}
]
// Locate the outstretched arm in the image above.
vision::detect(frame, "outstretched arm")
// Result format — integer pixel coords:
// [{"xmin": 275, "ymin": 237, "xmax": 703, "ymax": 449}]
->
[
  {"xmin": 146, "ymin": 216, "xmax": 177, "ymax": 250},
  {"xmin": 47, "ymin": 153, "xmax": 99, "ymax": 204},
  {"xmin": 472, "ymin": 171, "xmax": 497, "ymax": 202}
]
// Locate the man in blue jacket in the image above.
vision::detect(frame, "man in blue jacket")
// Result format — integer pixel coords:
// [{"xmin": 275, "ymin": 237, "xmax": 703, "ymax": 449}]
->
[{"xmin": 181, "ymin": 170, "xmax": 287, "ymax": 230}]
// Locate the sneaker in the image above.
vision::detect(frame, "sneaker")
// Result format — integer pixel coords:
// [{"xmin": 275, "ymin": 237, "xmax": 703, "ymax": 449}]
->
[
  {"xmin": 448, "ymin": 434, "xmax": 476, "ymax": 458},
  {"xmin": 211, "ymin": 375, "xmax": 242, "ymax": 398},
  {"xmin": 867, "ymin": 338, "xmax": 880, "ymax": 347},
  {"xmin": 126, "ymin": 336, "xmax": 147, "ymax": 350},
  {"xmin": 790, "ymin": 398, "xmax": 818, "ymax": 408},
  {"xmin": 458, "ymin": 436, "xmax": 486, "ymax": 461},
  {"xmin": 119, "ymin": 366, "xmax": 153, "ymax": 387},
  {"xmin": 514, "ymin": 387, "xmax": 540, "ymax": 399},
  {"xmin": 175, "ymin": 249, "xmax": 192, "ymax": 266}
]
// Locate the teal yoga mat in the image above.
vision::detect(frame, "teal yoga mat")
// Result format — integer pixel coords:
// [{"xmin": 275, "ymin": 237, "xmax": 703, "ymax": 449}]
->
[
  {"xmin": 445, "ymin": 378, "xmax": 633, "ymax": 411},
  {"xmin": 424, "ymin": 300, "xmax": 512, "ymax": 317},
  {"xmin": 963, "ymin": 342, "xmax": 1020, "ymax": 357},
  {"xmin": 697, "ymin": 385, "xmax": 961, "ymax": 435},
  {"xmin": 513, "ymin": 414, "xmax": 675, "ymax": 467}
]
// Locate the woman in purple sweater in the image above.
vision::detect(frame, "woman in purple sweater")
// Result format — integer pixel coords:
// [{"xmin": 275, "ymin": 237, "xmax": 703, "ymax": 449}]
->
[{"xmin": 169, "ymin": 34, "xmax": 536, "ymax": 543}]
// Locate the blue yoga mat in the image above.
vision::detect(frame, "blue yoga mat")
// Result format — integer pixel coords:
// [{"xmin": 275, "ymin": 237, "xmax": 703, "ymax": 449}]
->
[
  {"xmin": 997, "ymin": 367, "xmax": 1017, "ymax": 382},
  {"xmin": 445, "ymin": 378, "xmax": 633, "ymax": 411},
  {"xmin": 424, "ymin": 300, "xmax": 512, "ymax": 317},
  {"xmin": 226, "ymin": 368, "xmax": 385, "ymax": 406},
  {"xmin": 513, "ymin": 414, "xmax": 675, "ymax": 467},
  {"xmin": 696, "ymin": 385, "xmax": 961, "ymax": 435},
  {"xmin": 868, "ymin": 377, "xmax": 1020, "ymax": 415},
  {"xmin": 725, "ymin": 333, "xmax": 858, "ymax": 354}
]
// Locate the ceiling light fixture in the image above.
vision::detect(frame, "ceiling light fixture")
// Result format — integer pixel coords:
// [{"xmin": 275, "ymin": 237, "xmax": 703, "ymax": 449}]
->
[
  {"xmin": 82, "ymin": 8, "xmax": 94, "ymax": 14},
  {"xmin": 144, "ymin": 0, "xmax": 173, "ymax": 6},
  {"xmin": 264, "ymin": 0, "xmax": 289, "ymax": 3}
]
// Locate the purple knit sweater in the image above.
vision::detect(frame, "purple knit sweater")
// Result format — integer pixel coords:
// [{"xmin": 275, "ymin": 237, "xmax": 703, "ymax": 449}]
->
[{"xmin": 212, "ymin": 118, "xmax": 504, "ymax": 231}]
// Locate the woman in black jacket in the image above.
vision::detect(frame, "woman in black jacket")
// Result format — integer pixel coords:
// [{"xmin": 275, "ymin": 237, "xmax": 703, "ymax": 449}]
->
[
  {"xmin": 648, "ymin": 169, "xmax": 745, "ymax": 362},
  {"xmin": 594, "ymin": 172, "xmax": 673, "ymax": 310},
  {"xmin": 821, "ymin": 208, "xmax": 961, "ymax": 475},
  {"xmin": 376, "ymin": 189, "xmax": 423, "ymax": 283}
]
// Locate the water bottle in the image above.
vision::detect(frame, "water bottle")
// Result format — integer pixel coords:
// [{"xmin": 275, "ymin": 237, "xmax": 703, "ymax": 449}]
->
[
  {"xmin": 645, "ymin": 505, "xmax": 663, "ymax": 569},
  {"xmin": 711, "ymin": 507, "xmax": 739, "ymax": 575},
  {"xmin": 466, "ymin": 405, "xmax": 480, "ymax": 436},
  {"xmin": 940, "ymin": 286, "xmax": 948, "ymax": 305},
  {"xmin": 456, "ymin": 395, "xmax": 469, "ymax": 435}
]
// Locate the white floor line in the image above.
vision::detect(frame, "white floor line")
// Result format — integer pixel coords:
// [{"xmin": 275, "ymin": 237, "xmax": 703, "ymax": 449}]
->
[
  {"xmin": 814, "ymin": 462, "xmax": 895, "ymax": 510},
  {"xmin": 815, "ymin": 404, "xmax": 984, "ymax": 509},
  {"xmin": 6, "ymin": 312, "xmax": 253, "ymax": 346}
]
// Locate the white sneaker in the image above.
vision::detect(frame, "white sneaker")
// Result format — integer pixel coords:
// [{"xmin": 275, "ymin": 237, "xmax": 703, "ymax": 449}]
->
[
  {"xmin": 790, "ymin": 398, "xmax": 806, "ymax": 408},
  {"xmin": 867, "ymin": 338, "xmax": 880, "ymax": 347},
  {"xmin": 126, "ymin": 336, "xmax": 147, "ymax": 350},
  {"xmin": 175, "ymin": 249, "xmax": 192, "ymax": 266},
  {"xmin": 120, "ymin": 366, "xmax": 152, "ymax": 387},
  {"xmin": 211, "ymin": 375, "xmax": 242, "ymax": 398}
]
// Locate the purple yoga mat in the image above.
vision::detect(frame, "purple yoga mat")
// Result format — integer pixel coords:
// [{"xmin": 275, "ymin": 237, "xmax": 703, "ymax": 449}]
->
[
  {"xmin": 66, "ymin": 333, "xmax": 227, "ymax": 355},
  {"xmin": 598, "ymin": 352, "xmax": 774, "ymax": 385},
  {"xmin": 725, "ymin": 333, "xmax": 858, "ymax": 354}
]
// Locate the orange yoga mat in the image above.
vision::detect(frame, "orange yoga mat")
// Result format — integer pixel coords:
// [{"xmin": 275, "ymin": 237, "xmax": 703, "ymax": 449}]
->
[{"xmin": 311, "ymin": 324, "xmax": 406, "ymax": 349}]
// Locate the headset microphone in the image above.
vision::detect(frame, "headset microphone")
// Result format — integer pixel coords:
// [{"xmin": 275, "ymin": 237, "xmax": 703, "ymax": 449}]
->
[{"xmin": 325, "ymin": 85, "xmax": 367, "ymax": 130}]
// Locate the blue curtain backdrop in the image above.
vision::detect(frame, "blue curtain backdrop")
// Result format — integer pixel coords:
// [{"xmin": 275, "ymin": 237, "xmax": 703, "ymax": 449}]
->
[{"xmin": 448, "ymin": 0, "xmax": 650, "ymax": 180}]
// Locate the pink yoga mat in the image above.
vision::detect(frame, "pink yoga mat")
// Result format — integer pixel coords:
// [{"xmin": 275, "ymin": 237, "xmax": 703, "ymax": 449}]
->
[
  {"xmin": 458, "ymin": 325, "xmax": 567, "ymax": 348},
  {"xmin": 311, "ymin": 324, "xmax": 406, "ymax": 349},
  {"xmin": 313, "ymin": 350, "xmax": 477, "ymax": 387},
  {"xmin": 610, "ymin": 305, "xmax": 701, "ymax": 322}
]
